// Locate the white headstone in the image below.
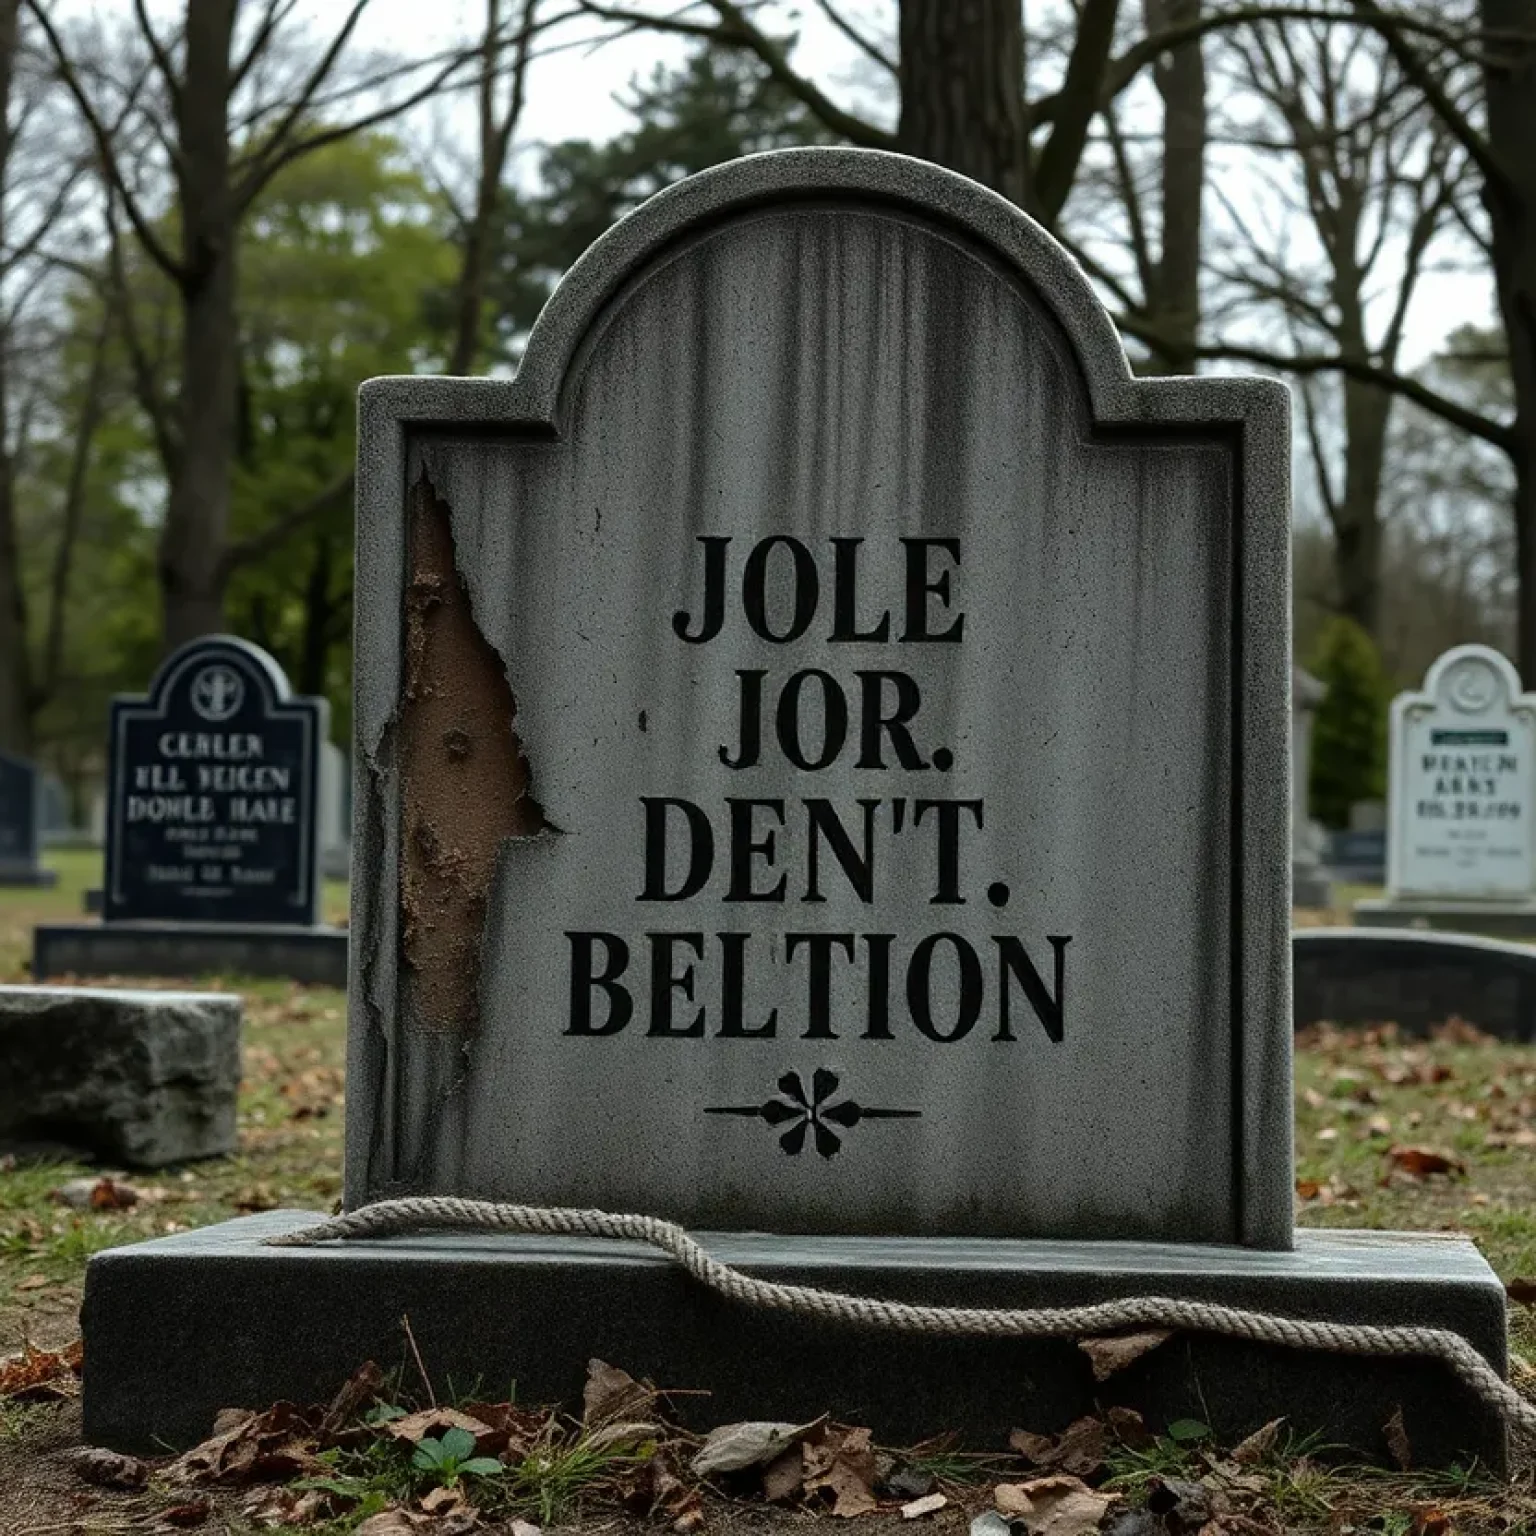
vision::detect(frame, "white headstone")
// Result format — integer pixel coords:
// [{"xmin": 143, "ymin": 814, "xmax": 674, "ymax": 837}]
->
[{"xmin": 1386, "ymin": 645, "xmax": 1536, "ymax": 902}]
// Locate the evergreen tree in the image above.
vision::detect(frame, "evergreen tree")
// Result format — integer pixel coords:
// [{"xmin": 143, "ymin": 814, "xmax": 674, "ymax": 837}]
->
[{"xmin": 1308, "ymin": 616, "xmax": 1391, "ymax": 829}]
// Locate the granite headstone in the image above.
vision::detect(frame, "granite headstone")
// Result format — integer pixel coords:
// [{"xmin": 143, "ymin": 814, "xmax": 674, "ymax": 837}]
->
[
  {"xmin": 81, "ymin": 149, "xmax": 1507, "ymax": 1467},
  {"xmin": 1356, "ymin": 644, "xmax": 1536, "ymax": 934},
  {"xmin": 0, "ymin": 749, "xmax": 56, "ymax": 887},
  {"xmin": 33, "ymin": 637, "xmax": 347, "ymax": 982}
]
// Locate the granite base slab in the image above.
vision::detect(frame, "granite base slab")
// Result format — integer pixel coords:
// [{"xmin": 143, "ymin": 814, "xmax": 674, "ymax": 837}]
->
[
  {"xmin": 1354, "ymin": 898, "xmax": 1536, "ymax": 939},
  {"xmin": 82, "ymin": 1212, "xmax": 1509, "ymax": 1471},
  {"xmin": 0, "ymin": 865, "xmax": 57, "ymax": 887},
  {"xmin": 33, "ymin": 922, "xmax": 347, "ymax": 986}
]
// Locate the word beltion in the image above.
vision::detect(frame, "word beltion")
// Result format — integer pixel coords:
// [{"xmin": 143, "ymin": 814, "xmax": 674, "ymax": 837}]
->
[{"xmin": 565, "ymin": 929, "xmax": 1070, "ymax": 1044}]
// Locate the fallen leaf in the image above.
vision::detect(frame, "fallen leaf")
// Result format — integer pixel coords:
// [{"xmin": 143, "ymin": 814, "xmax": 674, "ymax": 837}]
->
[
  {"xmin": 167, "ymin": 1400, "xmax": 324, "ymax": 1486},
  {"xmin": 995, "ymin": 1483, "xmax": 1034, "ymax": 1516},
  {"xmin": 241, "ymin": 1486, "xmax": 336, "ymax": 1528},
  {"xmin": 509, "ymin": 1522, "xmax": 543, "ymax": 1536},
  {"xmin": 383, "ymin": 1407, "xmax": 499, "ymax": 1456},
  {"xmin": 1012, "ymin": 1475, "xmax": 1117, "ymax": 1536},
  {"xmin": 1385, "ymin": 1406, "xmax": 1412, "ymax": 1471},
  {"xmin": 51, "ymin": 1176, "xmax": 139, "ymax": 1210},
  {"xmin": 804, "ymin": 1424, "xmax": 879, "ymax": 1517},
  {"xmin": 1229, "ymin": 1417, "xmax": 1285, "ymax": 1465},
  {"xmin": 1412, "ymin": 1510, "xmax": 1451, "ymax": 1536},
  {"xmin": 1077, "ymin": 1328, "xmax": 1173, "ymax": 1382},
  {"xmin": 1384, "ymin": 1145, "xmax": 1465, "ymax": 1180},
  {"xmin": 692, "ymin": 1416, "xmax": 825, "ymax": 1477},
  {"xmin": 420, "ymin": 1486, "xmax": 467, "ymax": 1516},
  {"xmin": 902, "ymin": 1493, "xmax": 949, "ymax": 1519},
  {"xmin": 1315, "ymin": 1127, "xmax": 1338, "ymax": 1143},
  {"xmin": 355, "ymin": 1515, "xmax": 422, "ymax": 1536},
  {"xmin": 583, "ymin": 1358, "xmax": 654, "ymax": 1425},
  {"xmin": 973, "ymin": 1512, "xmax": 1016, "ymax": 1536},
  {"xmin": 316, "ymin": 1360, "xmax": 386, "ymax": 1443},
  {"xmin": 1294, "ymin": 1178, "xmax": 1321, "ymax": 1200},
  {"xmin": 0, "ymin": 1339, "xmax": 84, "ymax": 1400},
  {"xmin": 62, "ymin": 1446, "xmax": 150, "ymax": 1489},
  {"xmin": 1009, "ymin": 1417, "xmax": 1108, "ymax": 1478},
  {"xmin": 588, "ymin": 1419, "xmax": 661, "ymax": 1452},
  {"xmin": 762, "ymin": 1443, "xmax": 808, "ymax": 1503},
  {"xmin": 1507, "ymin": 1278, "xmax": 1536, "ymax": 1306},
  {"xmin": 15, "ymin": 1274, "xmax": 49, "ymax": 1292},
  {"xmin": 1106, "ymin": 1407, "xmax": 1151, "ymax": 1449}
]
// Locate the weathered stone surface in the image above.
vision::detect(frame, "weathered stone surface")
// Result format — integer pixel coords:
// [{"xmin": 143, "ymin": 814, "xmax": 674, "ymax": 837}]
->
[
  {"xmin": 1295, "ymin": 926, "xmax": 1536, "ymax": 1040},
  {"xmin": 82, "ymin": 1212, "xmax": 1507, "ymax": 1470},
  {"xmin": 348, "ymin": 145, "xmax": 1294, "ymax": 1248},
  {"xmin": 0, "ymin": 985, "xmax": 240, "ymax": 1166}
]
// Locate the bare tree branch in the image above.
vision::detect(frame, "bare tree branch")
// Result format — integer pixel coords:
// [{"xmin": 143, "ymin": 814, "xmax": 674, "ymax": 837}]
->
[
  {"xmin": 24, "ymin": 0, "xmax": 184, "ymax": 282},
  {"xmin": 575, "ymin": 0, "xmax": 894, "ymax": 146},
  {"xmin": 812, "ymin": 0, "xmax": 895, "ymax": 74}
]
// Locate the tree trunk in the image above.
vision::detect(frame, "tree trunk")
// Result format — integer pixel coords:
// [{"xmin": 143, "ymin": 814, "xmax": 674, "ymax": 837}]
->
[
  {"xmin": 299, "ymin": 532, "xmax": 334, "ymax": 697},
  {"xmin": 1482, "ymin": 0, "xmax": 1536, "ymax": 678},
  {"xmin": 1334, "ymin": 377, "xmax": 1391, "ymax": 635},
  {"xmin": 1142, "ymin": 0, "xmax": 1205, "ymax": 374},
  {"xmin": 159, "ymin": 0, "xmax": 238, "ymax": 649},
  {"xmin": 0, "ymin": 0, "xmax": 27, "ymax": 755},
  {"xmin": 897, "ymin": 0, "xmax": 1029, "ymax": 209}
]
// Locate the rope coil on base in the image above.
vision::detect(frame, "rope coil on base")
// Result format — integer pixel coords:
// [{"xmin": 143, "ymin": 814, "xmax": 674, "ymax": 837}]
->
[{"xmin": 265, "ymin": 1196, "xmax": 1536, "ymax": 1440}]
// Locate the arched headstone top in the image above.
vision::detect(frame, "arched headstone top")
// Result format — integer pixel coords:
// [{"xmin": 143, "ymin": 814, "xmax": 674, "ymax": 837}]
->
[
  {"xmin": 358, "ymin": 146, "xmax": 1288, "ymax": 441},
  {"xmin": 1416, "ymin": 644, "xmax": 1527, "ymax": 718},
  {"xmin": 145, "ymin": 635, "xmax": 297, "ymax": 719},
  {"xmin": 104, "ymin": 636, "xmax": 327, "ymax": 926}
]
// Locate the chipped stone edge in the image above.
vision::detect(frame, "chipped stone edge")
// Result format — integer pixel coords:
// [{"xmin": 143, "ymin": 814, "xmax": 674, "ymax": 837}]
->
[{"xmin": 347, "ymin": 147, "xmax": 1294, "ymax": 1247}]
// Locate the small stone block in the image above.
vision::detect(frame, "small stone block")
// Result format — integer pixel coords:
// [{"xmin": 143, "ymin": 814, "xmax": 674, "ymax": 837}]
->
[
  {"xmin": 0, "ymin": 865, "xmax": 58, "ymax": 887},
  {"xmin": 0, "ymin": 984, "xmax": 241, "ymax": 1166},
  {"xmin": 81, "ymin": 1214, "xmax": 1508, "ymax": 1471},
  {"xmin": 1353, "ymin": 899, "xmax": 1536, "ymax": 939},
  {"xmin": 1295, "ymin": 927, "xmax": 1536, "ymax": 1040},
  {"xmin": 33, "ymin": 922, "xmax": 347, "ymax": 987}
]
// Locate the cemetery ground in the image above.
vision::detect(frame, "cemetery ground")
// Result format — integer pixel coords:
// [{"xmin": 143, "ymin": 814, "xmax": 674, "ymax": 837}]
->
[{"xmin": 1, "ymin": 871, "xmax": 1535, "ymax": 1533}]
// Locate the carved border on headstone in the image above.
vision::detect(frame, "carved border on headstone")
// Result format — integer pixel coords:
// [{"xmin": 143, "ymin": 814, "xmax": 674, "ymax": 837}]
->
[{"xmin": 348, "ymin": 147, "xmax": 1293, "ymax": 1247}]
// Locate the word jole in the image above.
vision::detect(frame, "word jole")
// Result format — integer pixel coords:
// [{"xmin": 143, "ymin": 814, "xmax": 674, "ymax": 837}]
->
[{"xmin": 566, "ymin": 534, "xmax": 1073, "ymax": 1044}]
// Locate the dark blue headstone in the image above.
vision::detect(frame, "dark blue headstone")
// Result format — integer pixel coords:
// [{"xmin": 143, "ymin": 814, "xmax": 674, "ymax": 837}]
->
[
  {"xmin": 0, "ymin": 749, "xmax": 40, "ymax": 874},
  {"xmin": 104, "ymin": 637, "xmax": 327, "ymax": 925}
]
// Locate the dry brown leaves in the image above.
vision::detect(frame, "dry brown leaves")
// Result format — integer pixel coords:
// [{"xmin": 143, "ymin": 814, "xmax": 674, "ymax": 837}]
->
[
  {"xmin": 166, "ymin": 1399, "xmax": 328, "ymax": 1486},
  {"xmin": 0, "ymin": 1337, "xmax": 83, "ymax": 1400},
  {"xmin": 993, "ymin": 1476, "xmax": 1119, "ymax": 1535},
  {"xmin": 50, "ymin": 1175, "xmax": 140, "ymax": 1210},
  {"xmin": 1382, "ymin": 1145, "xmax": 1466, "ymax": 1181},
  {"xmin": 1076, "ymin": 1331, "xmax": 1172, "ymax": 1383},
  {"xmin": 583, "ymin": 1357, "xmax": 656, "ymax": 1425}
]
